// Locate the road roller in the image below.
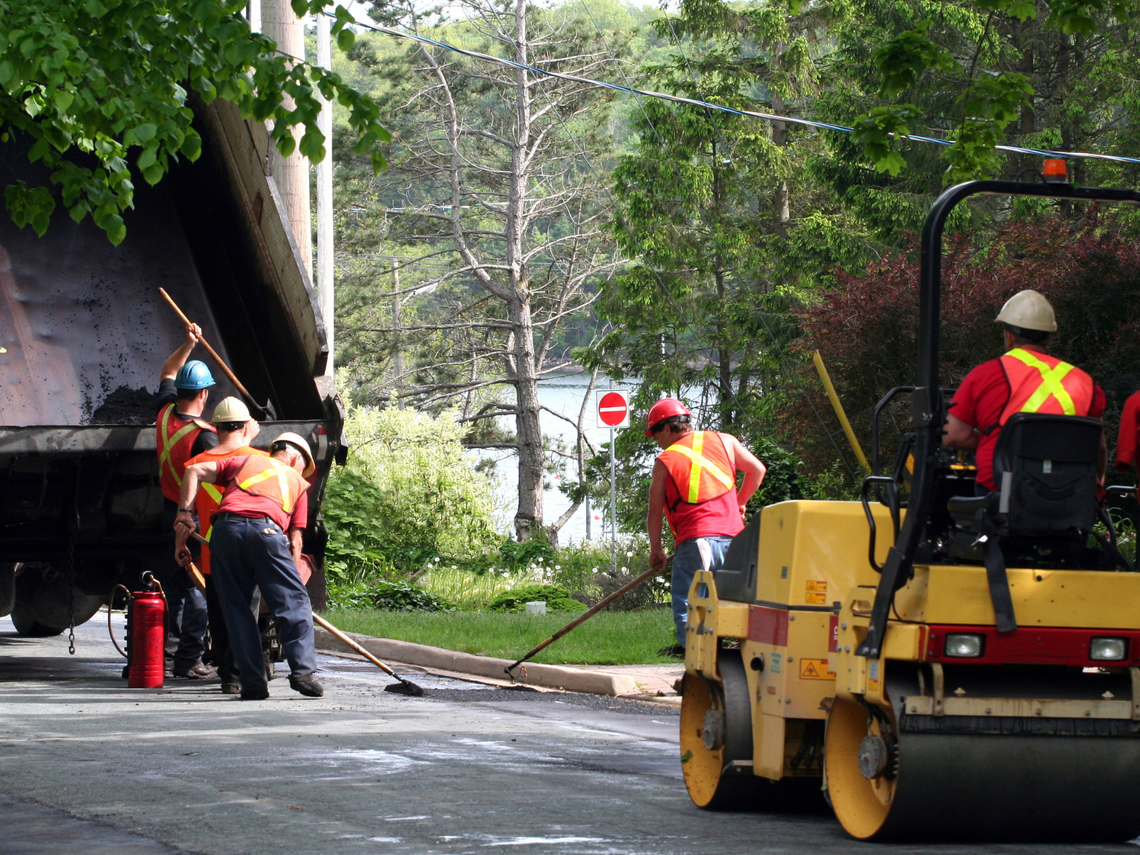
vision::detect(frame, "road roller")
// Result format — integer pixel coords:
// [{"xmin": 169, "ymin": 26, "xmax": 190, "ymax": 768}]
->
[{"xmin": 679, "ymin": 168, "xmax": 1140, "ymax": 842}]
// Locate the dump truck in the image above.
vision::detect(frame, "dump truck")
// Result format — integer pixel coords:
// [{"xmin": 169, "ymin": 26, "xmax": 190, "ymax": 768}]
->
[
  {"xmin": 0, "ymin": 96, "xmax": 343, "ymax": 638},
  {"xmin": 680, "ymin": 169, "xmax": 1140, "ymax": 842}
]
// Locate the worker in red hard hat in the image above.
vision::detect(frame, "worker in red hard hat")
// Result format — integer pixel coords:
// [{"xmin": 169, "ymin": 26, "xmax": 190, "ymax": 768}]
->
[
  {"xmin": 943, "ymin": 290, "xmax": 1106, "ymax": 492},
  {"xmin": 155, "ymin": 322, "xmax": 219, "ymax": 681},
  {"xmin": 645, "ymin": 398, "xmax": 767, "ymax": 653}
]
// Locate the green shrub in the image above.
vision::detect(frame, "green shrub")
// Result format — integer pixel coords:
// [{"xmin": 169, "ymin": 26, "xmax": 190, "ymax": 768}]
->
[
  {"xmin": 486, "ymin": 583, "xmax": 587, "ymax": 613},
  {"xmin": 327, "ymin": 579, "xmax": 456, "ymax": 612},
  {"xmin": 324, "ymin": 400, "xmax": 502, "ymax": 579},
  {"xmin": 498, "ymin": 537, "xmax": 555, "ymax": 568}
]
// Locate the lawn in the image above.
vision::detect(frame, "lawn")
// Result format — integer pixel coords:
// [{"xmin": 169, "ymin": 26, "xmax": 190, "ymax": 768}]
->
[{"xmin": 320, "ymin": 607, "xmax": 679, "ymax": 665}]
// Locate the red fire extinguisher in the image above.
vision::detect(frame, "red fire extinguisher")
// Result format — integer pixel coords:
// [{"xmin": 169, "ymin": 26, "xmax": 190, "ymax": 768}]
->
[{"xmin": 110, "ymin": 573, "xmax": 167, "ymax": 689}]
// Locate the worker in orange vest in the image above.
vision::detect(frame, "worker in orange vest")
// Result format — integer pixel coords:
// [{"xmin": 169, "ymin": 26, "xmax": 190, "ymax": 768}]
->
[
  {"xmin": 184, "ymin": 397, "xmax": 269, "ymax": 695},
  {"xmin": 646, "ymin": 398, "xmax": 767, "ymax": 653},
  {"xmin": 156, "ymin": 322, "xmax": 218, "ymax": 680},
  {"xmin": 944, "ymin": 290, "xmax": 1106, "ymax": 492},
  {"xmin": 176, "ymin": 433, "xmax": 321, "ymax": 700}
]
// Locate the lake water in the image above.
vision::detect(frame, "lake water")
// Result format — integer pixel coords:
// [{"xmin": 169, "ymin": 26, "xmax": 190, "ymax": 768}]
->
[{"xmin": 487, "ymin": 371, "xmax": 634, "ymax": 544}]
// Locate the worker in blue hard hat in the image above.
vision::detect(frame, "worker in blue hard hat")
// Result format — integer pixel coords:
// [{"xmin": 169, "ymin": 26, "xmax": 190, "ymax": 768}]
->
[{"xmin": 155, "ymin": 322, "xmax": 220, "ymax": 681}]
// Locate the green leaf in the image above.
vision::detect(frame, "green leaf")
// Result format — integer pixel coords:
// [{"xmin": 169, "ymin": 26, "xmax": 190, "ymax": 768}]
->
[
  {"xmin": 131, "ymin": 122, "xmax": 157, "ymax": 144},
  {"xmin": 336, "ymin": 29, "xmax": 355, "ymax": 52}
]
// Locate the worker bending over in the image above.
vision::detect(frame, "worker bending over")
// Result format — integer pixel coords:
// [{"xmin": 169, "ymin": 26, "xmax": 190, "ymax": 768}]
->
[
  {"xmin": 175, "ymin": 433, "xmax": 322, "ymax": 700},
  {"xmin": 183, "ymin": 397, "xmax": 268, "ymax": 695},
  {"xmin": 943, "ymin": 289, "xmax": 1106, "ymax": 492},
  {"xmin": 646, "ymin": 399, "xmax": 766, "ymax": 651}
]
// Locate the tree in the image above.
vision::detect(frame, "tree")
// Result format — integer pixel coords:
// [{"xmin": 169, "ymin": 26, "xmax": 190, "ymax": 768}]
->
[
  {"xmin": 0, "ymin": 0, "xmax": 387, "ymax": 243},
  {"xmin": 333, "ymin": 0, "xmax": 625, "ymax": 542},
  {"xmin": 835, "ymin": 0, "xmax": 1140, "ymax": 182},
  {"xmin": 791, "ymin": 208, "xmax": 1140, "ymax": 476}
]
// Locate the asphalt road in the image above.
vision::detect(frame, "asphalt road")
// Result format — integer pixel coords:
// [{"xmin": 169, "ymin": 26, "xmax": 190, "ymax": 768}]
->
[{"xmin": 0, "ymin": 614, "xmax": 1136, "ymax": 855}]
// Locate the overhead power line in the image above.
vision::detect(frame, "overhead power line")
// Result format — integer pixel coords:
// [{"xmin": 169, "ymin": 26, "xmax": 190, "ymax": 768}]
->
[{"xmin": 334, "ymin": 12, "xmax": 1140, "ymax": 167}]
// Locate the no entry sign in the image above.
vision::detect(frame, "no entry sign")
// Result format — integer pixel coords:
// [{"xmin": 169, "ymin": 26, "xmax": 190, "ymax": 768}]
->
[{"xmin": 596, "ymin": 390, "xmax": 630, "ymax": 429}]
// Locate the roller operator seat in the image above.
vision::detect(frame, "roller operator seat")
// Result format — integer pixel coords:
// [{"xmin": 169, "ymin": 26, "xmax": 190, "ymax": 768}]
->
[{"xmin": 946, "ymin": 413, "xmax": 1102, "ymax": 562}]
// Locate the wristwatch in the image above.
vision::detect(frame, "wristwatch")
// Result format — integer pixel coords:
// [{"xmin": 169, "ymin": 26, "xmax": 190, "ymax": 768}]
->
[{"xmin": 178, "ymin": 507, "xmax": 194, "ymax": 514}]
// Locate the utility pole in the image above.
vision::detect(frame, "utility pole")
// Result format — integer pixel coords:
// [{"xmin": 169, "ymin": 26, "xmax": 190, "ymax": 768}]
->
[
  {"xmin": 316, "ymin": 12, "xmax": 334, "ymax": 375},
  {"xmin": 262, "ymin": 0, "xmax": 312, "ymax": 276}
]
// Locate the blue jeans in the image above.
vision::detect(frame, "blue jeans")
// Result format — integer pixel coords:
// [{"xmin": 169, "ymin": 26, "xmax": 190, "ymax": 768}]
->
[
  {"xmin": 672, "ymin": 536, "xmax": 733, "ymax": 646},
  {"xmin": 211, "ymin": 515, "xmax": 317, "ymax": 693}
]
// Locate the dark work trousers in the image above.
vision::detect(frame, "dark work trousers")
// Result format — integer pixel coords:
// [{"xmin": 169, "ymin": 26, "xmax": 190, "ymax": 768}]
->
[
  {"xmin": 210, "ymin": 514, "xmax": 317, "ymax": 695},
  {"xmin": 161, "ymin": 502, "xmax": 208, "ymax": 670},
  {"xmin": 204, "ymin": 573, "xmax": 241, "ymax": 685}
]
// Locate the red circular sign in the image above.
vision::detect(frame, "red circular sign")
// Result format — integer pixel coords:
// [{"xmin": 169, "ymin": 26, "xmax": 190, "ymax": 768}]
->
[{"xmin": 598, "ymin": 391, "xmax": 629, "ymax": 427}]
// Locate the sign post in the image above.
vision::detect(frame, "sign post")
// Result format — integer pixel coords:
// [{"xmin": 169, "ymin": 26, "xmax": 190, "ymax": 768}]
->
[{"xmin": 596, "ymin": 390, "xmax": 630, "ymax": 573}]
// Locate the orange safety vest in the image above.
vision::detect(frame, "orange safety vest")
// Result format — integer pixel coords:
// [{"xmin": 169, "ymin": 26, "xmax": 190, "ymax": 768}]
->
[
  {"xmin": 156, "ymin": 402, "xmax": 217, "ymax": 503},
  {"xmin": 231, "ymin": 455, "xmax": 310, "ymax": 514},
  {"xmin": 997, "ymin": 348, "xmax": 1095, "ymax": 426},
  {"xmin": 186, "ymin": 445, "xmax": 269, "ymax": 574},
  {"xmin": 658, "ymin": 431, "xmax": 736, "ymax": 513}
]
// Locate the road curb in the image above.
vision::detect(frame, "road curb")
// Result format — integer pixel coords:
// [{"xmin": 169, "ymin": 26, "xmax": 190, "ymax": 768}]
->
[{"xmin": 315, "ymin": 628, "xmax": 644, "ymax": 696}]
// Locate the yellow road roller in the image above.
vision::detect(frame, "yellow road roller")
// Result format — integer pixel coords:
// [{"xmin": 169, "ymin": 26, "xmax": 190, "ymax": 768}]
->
[{"xmin": 679, "ymin": 170, "xmax": 1140, "ymax": 842}]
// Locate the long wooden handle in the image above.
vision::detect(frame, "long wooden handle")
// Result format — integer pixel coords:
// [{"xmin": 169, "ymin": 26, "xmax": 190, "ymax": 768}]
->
[
  {"xmin": 312, "ymin": 613, "xmax": 402, "ymax": 679},
  {"xmin": 507, "ymin": 560, "xmax": 667, "ymax": 671},
  {"xmin": 159, "ymin": 288, "xmax": 251, "ymax": 397}
]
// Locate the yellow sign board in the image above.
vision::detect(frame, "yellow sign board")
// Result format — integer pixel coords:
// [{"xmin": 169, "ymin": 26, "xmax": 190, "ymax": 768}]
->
[{"xmin": 799, "ymin": 658, "xmax": 836, "ymax": 680}]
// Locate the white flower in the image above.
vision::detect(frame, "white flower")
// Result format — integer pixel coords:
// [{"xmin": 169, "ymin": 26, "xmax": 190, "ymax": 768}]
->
[
  {"xmin": 555, "ymin": 565, "xmax": 562, "ymax": 570},
  {"xmin": 626, "ymin": 551, "xmax": 633, "ymax": 558},
  {"xmin": 620, "ymin": 566, "xmax": 628, "ymax": 572}
]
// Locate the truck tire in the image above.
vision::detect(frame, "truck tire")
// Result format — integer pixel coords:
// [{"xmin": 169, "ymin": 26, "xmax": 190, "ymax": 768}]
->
[
  {"xmin": 0, "ymin": 564, "xmax": 15, "ymax": 618},
  {"xmin": 12, "ymin": 563, "xmax": 104, "ymax": 636},
  {"xmin": 10, "ymin": 607, "xmax": 65, "ymax": 637}
]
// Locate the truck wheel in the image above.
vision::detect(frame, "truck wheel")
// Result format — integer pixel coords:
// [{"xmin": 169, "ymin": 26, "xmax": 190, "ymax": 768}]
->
[
  {"xmin": 0, "ymin": 564, "xmax": 15, "ymax": 617},
  {"xmin": 10, "ymin": 607, "xmax": 65, "ymax": 637},
  {"xmin": 12, "ymin": 563, "xmax": 104, "ymax": 636}
]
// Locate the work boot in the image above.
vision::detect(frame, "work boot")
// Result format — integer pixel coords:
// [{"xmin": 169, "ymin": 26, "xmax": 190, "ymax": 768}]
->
[
  {"xmin": 173, "ymin": 661, "xmax": 215, "ymax": 679},
  {"xmin": 239, "ymin": 686, "xmax": 269, "ymax": 700},
  {"xmin": 289, "ymin": 674, "xmax": 324, "ymax": 697}
]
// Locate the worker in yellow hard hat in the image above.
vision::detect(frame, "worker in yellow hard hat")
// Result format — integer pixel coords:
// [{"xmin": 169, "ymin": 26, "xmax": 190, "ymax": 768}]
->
[{"xmin": 943, "ymin": 290, "xmax": 1107, "ymax": 492}]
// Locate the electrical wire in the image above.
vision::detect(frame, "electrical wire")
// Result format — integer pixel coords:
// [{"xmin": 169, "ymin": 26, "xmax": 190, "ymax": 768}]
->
[{"xmin": 334, "ymin": 12, "xmax": 1140, "ymax": 167}]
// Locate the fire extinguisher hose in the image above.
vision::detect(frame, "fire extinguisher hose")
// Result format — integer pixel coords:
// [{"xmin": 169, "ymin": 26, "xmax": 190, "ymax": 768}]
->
[
  {"xmin": 107, "ymin": 584, "xmax": 133, "ymax": 659},
  {"xmin": 106, "ymin": 574, "xmax": 167, "ymax": 659}
]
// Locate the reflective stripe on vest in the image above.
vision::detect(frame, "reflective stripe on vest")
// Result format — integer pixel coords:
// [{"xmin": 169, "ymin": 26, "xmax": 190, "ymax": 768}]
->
[
  {"xmin": 998, "ymin": 348, "xmax": 1095, "ymax": 425},
  {"xmin": 156, "ymin": 403, "xmax": 215, "ymax": 499},
  {"xmin": 201, "ymin": 482, "xmax": 223, "ymax": 542},
  {"xmin": 658, "ymin": 432, "xmax": 735, "ymax": 506},
  {"xmin": 235, "ymin": 456, "xmax": 308, "ymax": 513}
]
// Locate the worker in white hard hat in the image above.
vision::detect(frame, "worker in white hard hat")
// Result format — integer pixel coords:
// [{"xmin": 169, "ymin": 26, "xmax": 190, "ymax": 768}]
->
[
  {"xmin": 176, "ymin": 432, "xmax": 322, "ymax": 700},
  {"xmin": 181, "ymin": 397, "xmax": 267, "ymax": 694},
  {"xmin": 943, "ymin": 289, "xmax": 1106, "ymax": 492},
  {"xmin": 645, "ymin": 398, "xmax": 767, "ymax": 654}
]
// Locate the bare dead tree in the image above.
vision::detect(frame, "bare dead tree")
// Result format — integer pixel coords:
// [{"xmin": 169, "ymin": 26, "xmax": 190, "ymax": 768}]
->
[{"xmin": 347, "ymin": 0, "xmax": 625, "ymax": 541}]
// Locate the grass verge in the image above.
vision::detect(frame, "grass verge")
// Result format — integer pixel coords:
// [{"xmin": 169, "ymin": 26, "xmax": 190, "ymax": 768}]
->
[{"xmin": 320, "ymin": 607, "xmax": 679, "ymax": 665}]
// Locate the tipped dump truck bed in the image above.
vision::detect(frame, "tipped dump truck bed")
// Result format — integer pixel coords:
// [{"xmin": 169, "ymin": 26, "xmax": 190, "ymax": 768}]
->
[{"xmin": 0, "ymin": 97, "xmax": 342, "ymax": 634}]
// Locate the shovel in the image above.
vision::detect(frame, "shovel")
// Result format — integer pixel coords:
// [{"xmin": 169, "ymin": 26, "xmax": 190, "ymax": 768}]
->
[
  {"xmin": 504, "ymin": 558, "xmax": 669, "ymax": 676},
  {"xmin": 312, "ymin": 614, "xmax": 425, "ymax": 697},
  {"xmin": 186, "ymin": 531, "xmax": 424, "ymax": 696},
  {"xmin": 159, "ymin": 288, "xmax": 277, "ymax": 420}
]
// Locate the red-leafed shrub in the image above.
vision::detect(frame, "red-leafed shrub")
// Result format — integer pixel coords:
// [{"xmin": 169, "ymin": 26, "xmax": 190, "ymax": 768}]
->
[{"xmin": 788, "ymin": 209, "xmax": 1140, "ymax": 477}]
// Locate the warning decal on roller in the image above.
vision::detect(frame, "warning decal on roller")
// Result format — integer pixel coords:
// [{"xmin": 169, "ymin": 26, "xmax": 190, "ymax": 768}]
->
[{"xmin": 799, "ymin": 658, "xmax": 836, "ymax": 680}]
